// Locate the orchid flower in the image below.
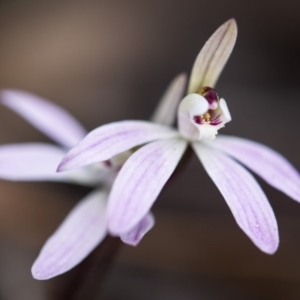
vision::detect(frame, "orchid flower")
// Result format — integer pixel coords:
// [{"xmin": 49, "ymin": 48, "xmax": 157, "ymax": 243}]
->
[
  {"xmin": 0, "ymin": 90, "xmax": 161, "ymax": 279},
  {"xmin": 58, "ymin": 19, "xmax": 300, "ymax": 255}
]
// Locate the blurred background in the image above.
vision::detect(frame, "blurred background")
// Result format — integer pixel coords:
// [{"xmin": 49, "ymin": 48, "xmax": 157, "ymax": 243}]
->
[{"xmin": 0, "ymin": 0, "xmax": 300, "ymax": 299}]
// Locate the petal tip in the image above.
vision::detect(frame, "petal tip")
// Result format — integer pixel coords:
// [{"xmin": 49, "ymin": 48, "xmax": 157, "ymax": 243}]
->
[
  {"xmin": 56, "ymin": 156, "xmax": 71, "ymax": 172},
  {"xmin": 120, "ymin": 237, "xmax": 139, "ymax": 247},
  {"xmin": 253, "ymin": 229, "xmax": 279, "ymax": 255},
  {"xmin": 261, "ymin": 239, "xmax": 279, "ymax": 255},
  {"xmin": 227, "ymin": 18, "xmax": 237, "ymax": 25},
  {"xmin": 223, "ymin": 18, "xmax": 238, "ymax": 33},
  {"xmin": 261, "ymin": 245, "xmax": 278, "ymax": 255},
  {"xmin": 31, "ymin": 264, "xmax": 52, "ymax": 280},
  {"xmin": 56, "ymin": 161, "xmax": 66, "ymax": 173}
]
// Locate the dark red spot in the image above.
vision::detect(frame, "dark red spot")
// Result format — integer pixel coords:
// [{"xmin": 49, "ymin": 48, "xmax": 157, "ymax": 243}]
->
[
  {"xmin": 193, "ymin": 115, "xmax": 203, "ymax": 124},
  {"xmin": 201, "ymin": 86, "xmax": 219, "ymax": 106},
  {"xmin": 210, "ymin": 114, "xmax": 222, "ymax": 125},
  {"xmin": 103, "ymin": 160, "xmax": 112, "ymax": 167}
]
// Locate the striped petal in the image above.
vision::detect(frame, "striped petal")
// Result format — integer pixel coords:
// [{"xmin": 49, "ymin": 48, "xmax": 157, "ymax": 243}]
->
[
  {"xmin": 151, "ymin": 73, "xmax": 187, "ymax": 126},
  {"xmin": 58, "ymin": 121, "xmax": 179, "ymax": 172},
  {"xmin": 120, "ymin": 213, "xmax": 155, "ymax": 246},
  {"xmin": 188, "ymin": 19, "xmax": 237, "ymax": 93},
  {"xmin": 1, "ymin": 90, "xmax": 87, "ymax": 148},
  {"xmin": 108, "ymin": 138, "xmax": 187, "ymax": 235},
  {"xmin": 32, "ymin": 189, "xmax": 108, "ymax": 280},
  {"xmin": 193, "ymin": 142, "xmax": 279, "ymax": 254},
  {"xmin": 207, "ymin": 135, "xmax": 300, "ymax": 202}
]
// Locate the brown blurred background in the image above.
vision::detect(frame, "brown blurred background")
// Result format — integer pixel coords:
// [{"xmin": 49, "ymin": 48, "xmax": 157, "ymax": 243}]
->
[{"xmin": 1, "ymin": 0, "xmax": 300, "ymax": 299}]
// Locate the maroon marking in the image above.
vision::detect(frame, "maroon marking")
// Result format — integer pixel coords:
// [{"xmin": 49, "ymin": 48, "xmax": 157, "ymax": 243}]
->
[
  {"xmin": 200, "ymin": 86, "xmax": 219, "ymax": 109},
  {"xmin": 103, "ymin": 160, "xmax": 112, "ymax": 167},
  {"xmin": 210, "ymin": 114, "xmax": 222, "ymax": 125},
  {"xmin": 193, "ymin": 115, "xmax": 203, "ymax": 124}
]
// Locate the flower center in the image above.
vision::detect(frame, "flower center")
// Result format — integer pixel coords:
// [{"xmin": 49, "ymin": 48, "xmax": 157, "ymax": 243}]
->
[
  {"xmin": 193, "ymin": 113, "xmax": 211, "ymax": 124},
  {"xmin": 177, "ymin": 87, "xmax": 231, "ymax": 141}
]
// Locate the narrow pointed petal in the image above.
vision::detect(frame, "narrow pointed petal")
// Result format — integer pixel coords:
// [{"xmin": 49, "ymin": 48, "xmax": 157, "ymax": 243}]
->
[
  {"xmin": 188, "ymin": 19, "xmax": 237, "ymax": 93},
  {"xmin": 108, "ymin": 138, "xmax": 187, "ymax": 234},
  {"xmin": 0, "ymin": 143, "xmax": 103, "ymax": 185},
  {"xmin": 58, "ymin": 121, "xmax": 179, "ymax": 172},
  {"xmin": 32, "ymin": 189, "xmax": 108, "ymax": 280},
  {"xmin": 1, "ymin": 90, "xmax": 87, "ymax": 148},
  {"xmin": 120, "ymin": 213, "xmax": 155, "ymax": 246},
  {"xmin": 151, "ymin": 73, "xmax": 187, "ymax": 126},
  {"xmin": 193, "ymin": 143, "xmax": 279, "ymax": 254},
  {"xmin": 207, "ymin": 135, "xmax": 300, "ymax": 202},
  {"xmin": 0, "ymin": 143, "xmax": 70, "ymax": 182}
]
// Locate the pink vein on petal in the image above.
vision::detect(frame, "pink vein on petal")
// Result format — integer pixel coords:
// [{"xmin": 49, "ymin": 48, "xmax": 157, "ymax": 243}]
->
[
  {"xmin": 108, "ymin": 138, "xmax": 187, "ymax": 234},
  {"xmin": 31, "ymin": 189, "xmax": 108, "ymax": 280},
  {"xmin": 193, "ymin": 142, "xmax": 279, "ymax": 254},
  {"xmin": 208, "ymin": 135, "xmax": 300, "ymax": 202},
  {"xmin": 58, "ymin": 120, "xmax": 179, "ymax": 172}
]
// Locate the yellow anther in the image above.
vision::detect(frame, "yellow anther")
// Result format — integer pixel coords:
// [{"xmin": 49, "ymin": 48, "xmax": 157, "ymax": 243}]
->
[
  {"xmin": 200, "ymin": 112, "xmax": 211, "ymax": 123},
  {"xmin": 204, "ymin": 112, "xmax": 211, "ymax": 121}
]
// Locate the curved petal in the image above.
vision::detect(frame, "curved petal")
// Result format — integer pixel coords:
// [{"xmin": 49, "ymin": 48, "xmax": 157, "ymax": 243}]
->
[
  {"xmin": 188, "ymin": 19, "xmax": 237, "ymax": 93},
  {"xmin": 193, "ymin": 143, "xmax": 279, "ymax": 254},
  {"xmin": 151, "ymin": 73, "xmax": 187, "ymax": 126},
  {"xmin": 1, "ymin": 90, "xmax": 87, "ymax": 148},
  {"xmin": 207, "ymin": 135, "xmax": 300, "ymax": 202},
  {"xmin": 32, "ymin": 189, "xmax": 108, "ymax": 280},
  {"xmin": 120, "ymin": 212, "xmax": 155, "ymax": 246},
  {"xmin": 58, "ymin": 120, "xmax": 179, "ymax": 172},
  {"xmin": 108, "ymin": 138, "xmax": 187, "ymax": 235}
]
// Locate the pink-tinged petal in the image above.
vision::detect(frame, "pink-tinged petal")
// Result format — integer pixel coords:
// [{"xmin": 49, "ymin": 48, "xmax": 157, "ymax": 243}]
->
[
  {"xmin": 32, "ymin": 189, "xmax": 108, "ymax": 280},
  {"xmin": 120, "ymin": 213, "xmax": 155, "ymax": 246},
  {"xmin": 0, "ymin": 143, "xmax": 69, "ymax": 182},
  {"xmin": 108, "ymin": 138, "xmax": 187, "ymax": 235},
  {"xmin": 193, "ymin": 143, "xmax": 279, "ymax": 254},
  {"xmin": 58, "ymin": 121, "xmax": 179, "ymax": 172},
  {"xmin": 151, "ymin": 73, "xmax": 187, "ymax": 126},
  {"xmin": 188, "ymin": 19, "xmax": 237, "ymax": 93},
  {"xmin": 207, "ymin": 135, "xmax": 300, "ymax": 202},
  {"xmin": 1, "ymin": 90, "xmax": 87, "ymax": 148},
  {"xmin": 0, "ymin": 143, "xmax": 103, "ymax": 185}
]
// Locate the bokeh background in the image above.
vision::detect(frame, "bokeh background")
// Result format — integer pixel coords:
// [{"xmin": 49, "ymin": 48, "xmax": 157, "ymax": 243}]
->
[{"xmin": 0, "ymin": 0, "xmax": 300, "ymax": 299}]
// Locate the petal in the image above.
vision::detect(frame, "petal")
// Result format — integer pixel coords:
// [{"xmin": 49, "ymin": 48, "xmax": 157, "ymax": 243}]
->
[
  {"xmin": 197, "ymin": 124, "xmax": 221, "ymax": 141},
  {"xmin": 193, "ymin": 143, "xmax": 279, "ymax": 254},
  {"xmin": 151, "ymin": 73, "xmax": 187, "ymax": 126},
  {"xmin": 219, "ymin": 98, "xmax": 231, "ymax": 122},
  {"xmin": 31, "ymin": 189, "xmax": 108, "ymax": 280},
  {"xmin": 0, "ymin": 143, "xmax": 69, "ymax": 182},
  {"xmin": 207, "ymin": 135, "xmax": 300, "ymax": 202},
  {"xmin": 58, "ymin": 120, "xmax": 179, "ymax": 172},
  {"xmin": 120, "ymin": 212, "xmax": 155, "ymax": 246},
  {"xmin": 1, "ymin": 90, "xmax": 87, "ymax": 148},
  {"xmin": 0, "ymin": 143, "xmax": 103, "ymax": 185},
  {"xmin": 177, "ymin": 93, "xmax": 209, "ymax": 140},
  {"xmin": 188, "ymin": 19, "xmax": 238, "ymax": 93},
  {"xmin": 108, "ymin": 138, "xmax": 187, "ymax": 234}
]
